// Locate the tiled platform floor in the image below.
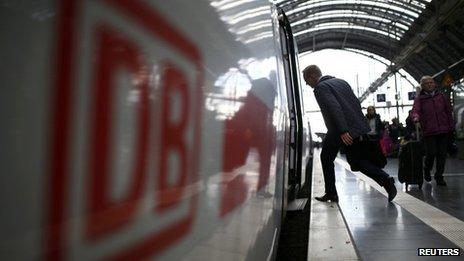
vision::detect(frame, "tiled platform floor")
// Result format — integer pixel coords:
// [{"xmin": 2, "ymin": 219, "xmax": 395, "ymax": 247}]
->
[
  {"xmin": 309, "ymin": 150, "xmax": 464, "ymax": 260},
  {"xmin": 384, "ymin": 157, "xmax": 464, "ymax": 222}
]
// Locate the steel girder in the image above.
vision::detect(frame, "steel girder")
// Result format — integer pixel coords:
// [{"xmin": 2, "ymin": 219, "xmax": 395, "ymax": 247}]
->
[{"xmin": 274, "ymin": 0, "xmax": 464, "ymax": 100}]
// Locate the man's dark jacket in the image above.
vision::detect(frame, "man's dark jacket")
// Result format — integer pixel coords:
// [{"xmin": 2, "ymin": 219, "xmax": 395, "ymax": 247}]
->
[{"xmin": 314, "ymin": 76, "xmax": 370, "ymax": 138}]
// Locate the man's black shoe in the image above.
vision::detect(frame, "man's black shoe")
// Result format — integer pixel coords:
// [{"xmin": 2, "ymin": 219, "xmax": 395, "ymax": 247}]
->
[
  {"xmin": 383, "ymin": 177, "xmax": 397, "ymax": 202},
  {"xmin": 436, "ymin": 179, "xmax": 447, "ymax": 186},
  {"xmin": 315, "ymin": 194, "xmax": 338, "ymax": 202}
]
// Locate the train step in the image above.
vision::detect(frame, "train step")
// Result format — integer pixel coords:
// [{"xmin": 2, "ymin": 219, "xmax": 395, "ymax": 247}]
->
[{"xmin": 287, "ymin": 198, "xmax": 308, "ymax": 211}]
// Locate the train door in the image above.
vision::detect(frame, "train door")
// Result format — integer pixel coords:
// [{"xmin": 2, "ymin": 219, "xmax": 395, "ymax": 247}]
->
[
  {"xmin": 292, "ymin": 36, "xmax": 314, "ymax": 192},
  {"xmin": 278, "ymin": 10, "xmax": 304, "ymax": 201}
]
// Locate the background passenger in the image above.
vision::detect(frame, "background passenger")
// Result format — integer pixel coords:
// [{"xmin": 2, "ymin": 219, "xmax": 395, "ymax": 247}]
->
[
  {"xmin": 380, "ymin": 121, "xmax": 392, "ymax": 156},
  {"xmin": 387, "ymin": 117, "xmax": 404, "ymax": 157},
  {"xmin": 412, "ymin": 76, "xmax": 454, "ymax": 186},
  {"xmin": 404, "ymin": 110, "xmax": 416, "ymax": 140},
  {"xmin": 365, "ymin": 106, "xmax": 384, "ymax": 141}
]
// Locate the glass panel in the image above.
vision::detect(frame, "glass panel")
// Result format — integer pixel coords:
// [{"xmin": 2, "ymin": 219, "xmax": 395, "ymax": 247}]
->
[
  {"xmin": 294, "ymin": 23, "xmax": 402, "ymax": 41},
  {"xmin": 287, "ymin": 0, "xmax": 422, "ymax": 18},
  {"xmin": 291, "ymin": 10, "xmax": 411, "ymax": 31}
]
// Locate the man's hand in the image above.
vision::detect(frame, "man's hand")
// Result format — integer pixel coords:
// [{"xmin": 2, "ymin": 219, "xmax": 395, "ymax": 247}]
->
[{"xmin": 340, "ymin": 132, "xmax": 353, "ymax": 146}]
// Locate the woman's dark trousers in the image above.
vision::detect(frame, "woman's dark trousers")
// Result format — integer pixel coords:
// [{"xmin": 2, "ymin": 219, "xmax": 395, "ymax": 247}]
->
[{"xmin": 423, "ymin": 133, "xmax": 448, "ymax": 180}]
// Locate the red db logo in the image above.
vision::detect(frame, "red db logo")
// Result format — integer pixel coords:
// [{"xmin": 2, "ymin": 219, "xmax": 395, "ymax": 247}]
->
[{"xmin": 46, "ymin": 0, "xmax": 203, "ymax": 260}]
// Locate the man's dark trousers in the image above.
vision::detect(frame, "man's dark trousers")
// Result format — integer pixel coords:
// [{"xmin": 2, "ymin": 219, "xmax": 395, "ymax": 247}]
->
[
  {"xmin": 321, "ymin": 133, "xmax": 390, "ymax": 196},
  {"xmin": 320, "ymin": 133, "xmax": 341, "ymax": 196}
]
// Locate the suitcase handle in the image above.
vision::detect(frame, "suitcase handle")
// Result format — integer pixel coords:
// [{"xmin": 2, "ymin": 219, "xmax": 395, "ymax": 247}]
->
[{"xmin": 415, "ymin": 123, "xmax": 421, "ymax": 141}]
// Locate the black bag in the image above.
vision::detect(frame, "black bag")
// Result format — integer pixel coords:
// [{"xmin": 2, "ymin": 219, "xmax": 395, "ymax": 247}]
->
[
  {"xmin": 346, "ymin": 135, "xmax": 387, "ymax": 172},
  {"xmin": 398, "ymin": 141, "xmax": 423, "ymax": 189},
  {"xmin": 398, "ymin": 124, "xmax": 424, "ymax": 190}
]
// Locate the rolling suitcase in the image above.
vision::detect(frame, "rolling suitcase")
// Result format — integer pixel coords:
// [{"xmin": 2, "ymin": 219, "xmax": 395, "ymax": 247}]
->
[{"xmin": 398, "ymin": 124, "xmax": 423, "ymax": 190}]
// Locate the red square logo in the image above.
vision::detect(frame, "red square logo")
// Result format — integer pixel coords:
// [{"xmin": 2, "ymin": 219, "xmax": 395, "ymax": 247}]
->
[{"xmin": 46, "ymin": 0, "xmax": 203, "ymax": 259}]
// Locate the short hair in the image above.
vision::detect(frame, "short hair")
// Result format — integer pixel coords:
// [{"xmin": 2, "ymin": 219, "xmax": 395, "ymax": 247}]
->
[
  {"xmin": 303, "ymin": 65, "xmax": 322, "ymax": 78},
  {"xmin": 420, "ymin": 75, "xmax": 434, "ymax": 87}
]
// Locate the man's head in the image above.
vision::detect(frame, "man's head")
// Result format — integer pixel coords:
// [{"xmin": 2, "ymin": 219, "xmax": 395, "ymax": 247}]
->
[
  {"xmin": 303, "ymin": 65, "xmax": 322, "ymax": 88},
  {"xmin": 420, "ymin": 76, "xmax": 436, "ymax": 92}
]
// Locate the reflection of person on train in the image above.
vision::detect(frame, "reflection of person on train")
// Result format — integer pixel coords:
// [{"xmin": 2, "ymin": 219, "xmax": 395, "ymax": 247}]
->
[
  {"xmin": 303, "ymin": 65, "xmax": 397, "ymax": 202},
  {"xmin": 412, "ymin": 76, "xmax": 454, "ymax": 186},
  {"xmin": 222, "ymin": 77, "xmax": 277, "ymax": 190}
]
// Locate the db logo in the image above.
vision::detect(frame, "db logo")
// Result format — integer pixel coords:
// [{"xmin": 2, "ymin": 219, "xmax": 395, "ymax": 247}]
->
[{"xmin": 46, "ymin": 0, "xmax": 203, "ymax": 260}]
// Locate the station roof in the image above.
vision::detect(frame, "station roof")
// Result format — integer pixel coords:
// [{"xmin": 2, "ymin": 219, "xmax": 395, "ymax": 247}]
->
[{"xmin": 274, "ymin": 0, "xmax": 464, "ymax": 99}]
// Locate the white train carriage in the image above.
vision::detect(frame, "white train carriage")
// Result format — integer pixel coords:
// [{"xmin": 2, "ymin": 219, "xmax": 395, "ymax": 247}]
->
[{"xmin": 0, "ymin": 0, "xmax": 313, "ymax": 260}]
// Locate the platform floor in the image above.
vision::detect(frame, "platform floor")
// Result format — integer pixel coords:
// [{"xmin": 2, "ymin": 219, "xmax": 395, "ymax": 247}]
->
[{"xmin": 308, "ymin": 150, "xmax": 464, "ymax": 260}]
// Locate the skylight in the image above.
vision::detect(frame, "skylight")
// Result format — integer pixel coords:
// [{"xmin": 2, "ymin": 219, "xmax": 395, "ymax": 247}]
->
[{"xmin": 277, "ymin": 0, "xmax": 432, "ymax": 41}]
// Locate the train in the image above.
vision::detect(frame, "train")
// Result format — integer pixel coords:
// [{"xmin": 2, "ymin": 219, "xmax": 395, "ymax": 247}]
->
[{"xmin": 0, "ymin": 0, "xmax": 313, "ymax": 260}]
